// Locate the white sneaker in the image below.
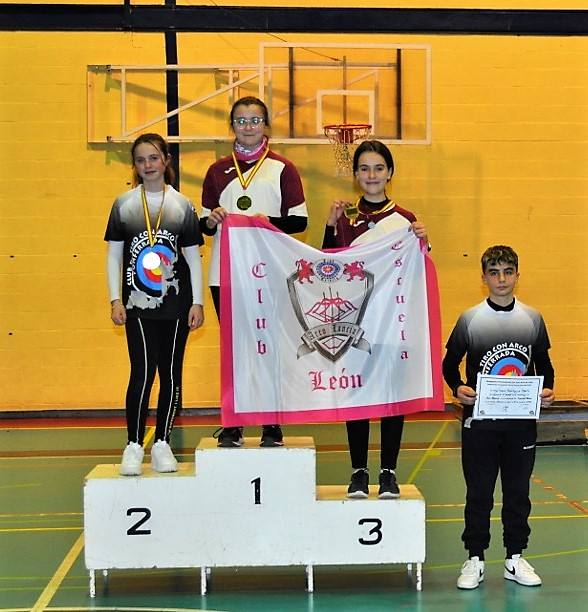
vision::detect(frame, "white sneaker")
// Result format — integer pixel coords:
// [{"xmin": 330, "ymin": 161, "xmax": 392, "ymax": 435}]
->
[
  {"xmin": 457, "ymin": 557, "xmax": 485, "ymax": 589},
  {"xmin": 119, "ymin": 442, "xmax": 144, "ymax": 476},
  {"xmin": 504, "ymin": 555, "xmax": 542, "ymax": 586},
  {"xmin": 151, "ymin": 440, "xmax": 178, "ymax": 473}
]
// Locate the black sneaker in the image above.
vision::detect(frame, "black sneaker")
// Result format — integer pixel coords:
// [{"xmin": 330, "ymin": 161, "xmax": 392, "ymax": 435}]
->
[
  {"xmin": 347, "ymin": 469, "xmax": 369, "ymax": 498},
  {"xmin": 378, "ymin": 469, "xmax": 400, "ymax": 499},
  {"xmin": 260, "ymin": 425, "xmax": 284, "ymax": 447},
  {"xmin": 214, "ymin": 427, "xmax": 244, "ymax": 448}
]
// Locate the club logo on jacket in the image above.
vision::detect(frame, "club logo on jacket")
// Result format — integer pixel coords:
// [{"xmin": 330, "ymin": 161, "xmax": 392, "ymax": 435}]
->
[
  {"xmin": 126, "ymin": 231, "xmax": 179, "ymax": 310},
  {"xmin": 480, "ymin": 342, "xmax": 531, "ymax": 376}
]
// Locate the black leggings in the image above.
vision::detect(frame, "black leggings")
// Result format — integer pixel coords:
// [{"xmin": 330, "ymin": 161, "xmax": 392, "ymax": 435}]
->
[
  {"xmin": 210, "ymin": 285, "xmax": 220, "ymax": 319},
  {"xmin": 346, "ymin": 415, "xmax": 405, "ymax": 471},
  {"xmin": 124, "ymin": 317, "xmax": 190, "ymax": 445}
]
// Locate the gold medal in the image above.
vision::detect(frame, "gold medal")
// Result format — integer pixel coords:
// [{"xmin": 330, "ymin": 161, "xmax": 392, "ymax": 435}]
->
[
  {"xmin": 348, "ymin": 197, "xmax": 395, "ymax": 226},
  {"xmin": 237, "ymin": 195, "xmax": 252, "ymax": 210},
  {"xmin": 343, "ymin": 204, "xmax": 359, "ymax": 224},
  {"xmin": 231, "ymin": 147, "xmax": 269, "ymax": 211}
]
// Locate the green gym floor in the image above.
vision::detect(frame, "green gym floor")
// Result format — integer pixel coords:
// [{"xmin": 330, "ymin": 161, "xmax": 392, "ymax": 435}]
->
[{"xmin": 1, "ymin": 413, "xmax": 587, "ymax": 612}]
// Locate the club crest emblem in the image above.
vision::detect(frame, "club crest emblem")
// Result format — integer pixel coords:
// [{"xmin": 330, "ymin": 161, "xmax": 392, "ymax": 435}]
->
[{"xmin": 287, "ymin": 257, "xmax": 373, "ymax": 362}]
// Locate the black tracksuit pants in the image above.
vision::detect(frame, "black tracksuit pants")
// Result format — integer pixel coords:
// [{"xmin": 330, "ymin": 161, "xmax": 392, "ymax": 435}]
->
[{"xmin": 461, "ymin": 423, "xmax": 537, "ymax": 557}]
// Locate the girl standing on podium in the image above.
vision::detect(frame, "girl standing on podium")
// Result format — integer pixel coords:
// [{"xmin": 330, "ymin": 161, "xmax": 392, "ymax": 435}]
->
[
  {"xmin": 199, "ymin": 96, "xmax": 308, "ymax": 448},
  {"xmin": 322, "ymin": 139, "xmax": 429, "ymax": 499},
  {"xmin": 105, "ymin": 133, "xmax": 204, "ymax": 476}
]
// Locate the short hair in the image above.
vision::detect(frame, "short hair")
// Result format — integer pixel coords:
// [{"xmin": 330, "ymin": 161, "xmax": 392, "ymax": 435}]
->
[
  {"xmin": 481, "ymin": 245, "xmax": 519, "ymax": 273},
  {"xmin": 229, "ymin": 96, "xmax": 270, "ymax": 128},
  {"xmin": 130, "ymin": 133, "xmax": 175, "ymax": 187},
  {"xmin": 352, "ymin": 140, "xmax": 394, "ymax": 176}
]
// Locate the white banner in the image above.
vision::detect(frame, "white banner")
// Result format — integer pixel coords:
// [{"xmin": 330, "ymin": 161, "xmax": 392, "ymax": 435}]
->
[{"xmin": 220, "ymin": 215, "xmax": 443, "ymax": 425}]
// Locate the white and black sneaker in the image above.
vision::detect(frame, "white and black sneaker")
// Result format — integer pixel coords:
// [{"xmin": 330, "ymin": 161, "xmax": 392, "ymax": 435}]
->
[
  {"xmin": 504, "ymin": 555, "xmax": 542, "ymax": 586},
  {"xmin": 347, "ymin": 468, "xmax": 369, "ymax": 499},
  {"xmin": 457, "ymin": 557, "xmax": 485, "ymax": 589},
  {"xmin": 214, "ymin": 427, "xmax": 244, "ymax": 448}
]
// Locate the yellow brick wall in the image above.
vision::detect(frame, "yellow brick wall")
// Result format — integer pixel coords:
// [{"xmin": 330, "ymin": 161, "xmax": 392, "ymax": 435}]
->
[{"xmin": 1, "ymin": 13, "xmax": 587, "ymax": 411}]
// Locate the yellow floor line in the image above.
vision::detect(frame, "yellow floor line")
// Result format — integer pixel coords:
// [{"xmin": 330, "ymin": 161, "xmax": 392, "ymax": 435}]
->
[
  {"xmin": 36, "ymin": 608, "xmax": 212, "ymax": 612},
  {"xmin": 0, "ymin": 527, "xmax": 82, "ymax": 534},
  {"xmin": 0, "ymin": 512, "xmax": 82, "ymax": 518},
  {"xmin": 521, "ymin": 547, "xmax": 588, "ymax": 560},
  {"xmin": 406, "ymin": 420, "xmax": 449, "ymax": 484},
  {"xmin": 428, "ymin": 514, "xmax": 588, "ymax": 523},
  {"xmin": 143, "ymin": 426, "xmax": 156, "ymax": 447},
  {"xmin": 30, "ymin": 533, "xmax": 84, "ymax": 612},
  {"xmin": 428, "ymin": 546, "xmax": 588, "ymax": 571},
  {"xmin": 318, "ymin": 444, "xmax": 460, "ymax": 455},
  {"xmin": 528, "ymin": 514, "xmax": 588, "ymax": 520},
  {"xmin": 2, "ymin": 609, "xmax": 215, "ymax": 612},
  {"xmin": 427, "ymin": 499, "xmax": 571, "ymax": 509}
]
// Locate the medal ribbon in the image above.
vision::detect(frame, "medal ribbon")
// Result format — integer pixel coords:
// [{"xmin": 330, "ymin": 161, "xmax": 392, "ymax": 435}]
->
[
  {"xmin": 231, "ymin": 146, "xmax": 270, "ymax": 193},
  {"xmin": 141, "ymin": 185, "xmax": 166, "ymax": 248}
]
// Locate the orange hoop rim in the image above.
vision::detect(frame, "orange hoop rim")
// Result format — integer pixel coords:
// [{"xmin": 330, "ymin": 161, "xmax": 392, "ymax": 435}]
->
[{"xmin": 323, "ymin": 123, "xmax": 372, "ymax": 145}]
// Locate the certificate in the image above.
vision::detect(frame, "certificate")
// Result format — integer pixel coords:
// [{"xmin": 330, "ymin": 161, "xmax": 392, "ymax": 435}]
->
[{"xmin": 472, "ymin": 374, "xmax": 543, "ymax": 420}]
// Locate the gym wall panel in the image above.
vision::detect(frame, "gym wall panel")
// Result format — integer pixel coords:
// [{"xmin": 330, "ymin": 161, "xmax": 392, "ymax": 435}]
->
[{"xmin": 0, "ymin": 16, "xmax": 587, "ymax": 411}]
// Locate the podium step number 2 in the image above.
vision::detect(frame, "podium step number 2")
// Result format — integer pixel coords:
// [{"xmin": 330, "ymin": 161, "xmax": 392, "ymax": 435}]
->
[{"xmin": 84, "ymin": 437, "xmax": 425, "ymax": 596}]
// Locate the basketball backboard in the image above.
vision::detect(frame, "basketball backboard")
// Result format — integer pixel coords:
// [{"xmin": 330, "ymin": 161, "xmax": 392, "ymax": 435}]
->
[{"xmin": 87, "ymin": 42, "xmax": 431, "ymax": 145}]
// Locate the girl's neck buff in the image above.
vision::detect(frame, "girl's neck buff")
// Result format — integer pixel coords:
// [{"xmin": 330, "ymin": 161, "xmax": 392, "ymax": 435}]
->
[{"xmin": 233, "ymin": 136, "xmax": 268, "ymax": 162}]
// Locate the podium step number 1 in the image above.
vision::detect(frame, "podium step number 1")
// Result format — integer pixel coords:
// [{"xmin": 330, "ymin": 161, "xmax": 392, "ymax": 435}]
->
[{"xmin": 84, "ymin": 437, "xmax": 425, "ymax": 596}]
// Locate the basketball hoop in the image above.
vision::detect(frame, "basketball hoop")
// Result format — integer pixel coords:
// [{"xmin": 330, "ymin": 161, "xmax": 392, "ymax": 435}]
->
[{"xmin": 324, "ymin": 123, "xmax": 372, "ymax": 177}]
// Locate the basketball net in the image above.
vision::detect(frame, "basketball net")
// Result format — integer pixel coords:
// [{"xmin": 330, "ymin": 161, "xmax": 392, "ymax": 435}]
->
[{"xmin": 323, "ymin": 124, "xmax": 372, "ymax": 177}]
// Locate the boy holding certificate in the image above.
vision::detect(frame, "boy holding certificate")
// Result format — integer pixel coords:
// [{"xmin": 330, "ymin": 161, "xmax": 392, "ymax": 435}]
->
[{"xmin": 442, "ymin": 245, "xmax": 555, "ymax": 590}]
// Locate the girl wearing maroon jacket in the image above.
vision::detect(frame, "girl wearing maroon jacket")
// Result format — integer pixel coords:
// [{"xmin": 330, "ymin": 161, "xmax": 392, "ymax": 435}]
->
[
  {"xmin": 200, "ymin": 96, "xmax": 308, "ymax": 448},
  {"xmin": 322, "ymin": 140, "xmax": 428, "ymax": 499}
]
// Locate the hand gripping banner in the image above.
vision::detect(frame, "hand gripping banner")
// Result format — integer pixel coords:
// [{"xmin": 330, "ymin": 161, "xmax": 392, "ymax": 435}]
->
[{"xmin": 220, "ymin": 215, "xmax": 444, "ymax": 425}]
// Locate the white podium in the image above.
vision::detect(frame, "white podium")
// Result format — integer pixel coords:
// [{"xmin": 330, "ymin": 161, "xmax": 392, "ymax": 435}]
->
[{"xmin": 84, "ymin": 437, "xmax": 426, "ymax": 596}]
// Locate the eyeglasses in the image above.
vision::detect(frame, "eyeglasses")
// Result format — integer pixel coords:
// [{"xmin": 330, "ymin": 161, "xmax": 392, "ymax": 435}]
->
[{"xmin": 232, "ymin": 116, "xmax": 265, "ymax": 127}]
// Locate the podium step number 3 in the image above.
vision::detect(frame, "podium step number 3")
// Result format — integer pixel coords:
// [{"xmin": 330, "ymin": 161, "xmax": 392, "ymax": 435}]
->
[{"xmin": 84, "ymin": 437, "xmax": 425, "ymax": 596}]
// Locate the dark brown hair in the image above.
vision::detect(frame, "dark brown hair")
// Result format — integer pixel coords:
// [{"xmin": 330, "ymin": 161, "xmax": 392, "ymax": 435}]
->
[
  {"xmin": 353, "ymin": 140, "xmax": 395, "ymax": 176},
  {"xmin": 229, "ymin": 96, "xmax": 270, "ymax": 128},
  {"xmin": 481, "ymin": 245, "xmax": 519, "ymax": 273}
]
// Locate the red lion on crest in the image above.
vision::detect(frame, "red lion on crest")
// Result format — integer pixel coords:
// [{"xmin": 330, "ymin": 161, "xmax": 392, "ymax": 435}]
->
[
  {"xmin": 343, "ymin": 260, "xmax": 366, "ymax": 281},
  {"xmin": 295, "ymin": 259, "xmax": 315, "ymax": 284}
]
